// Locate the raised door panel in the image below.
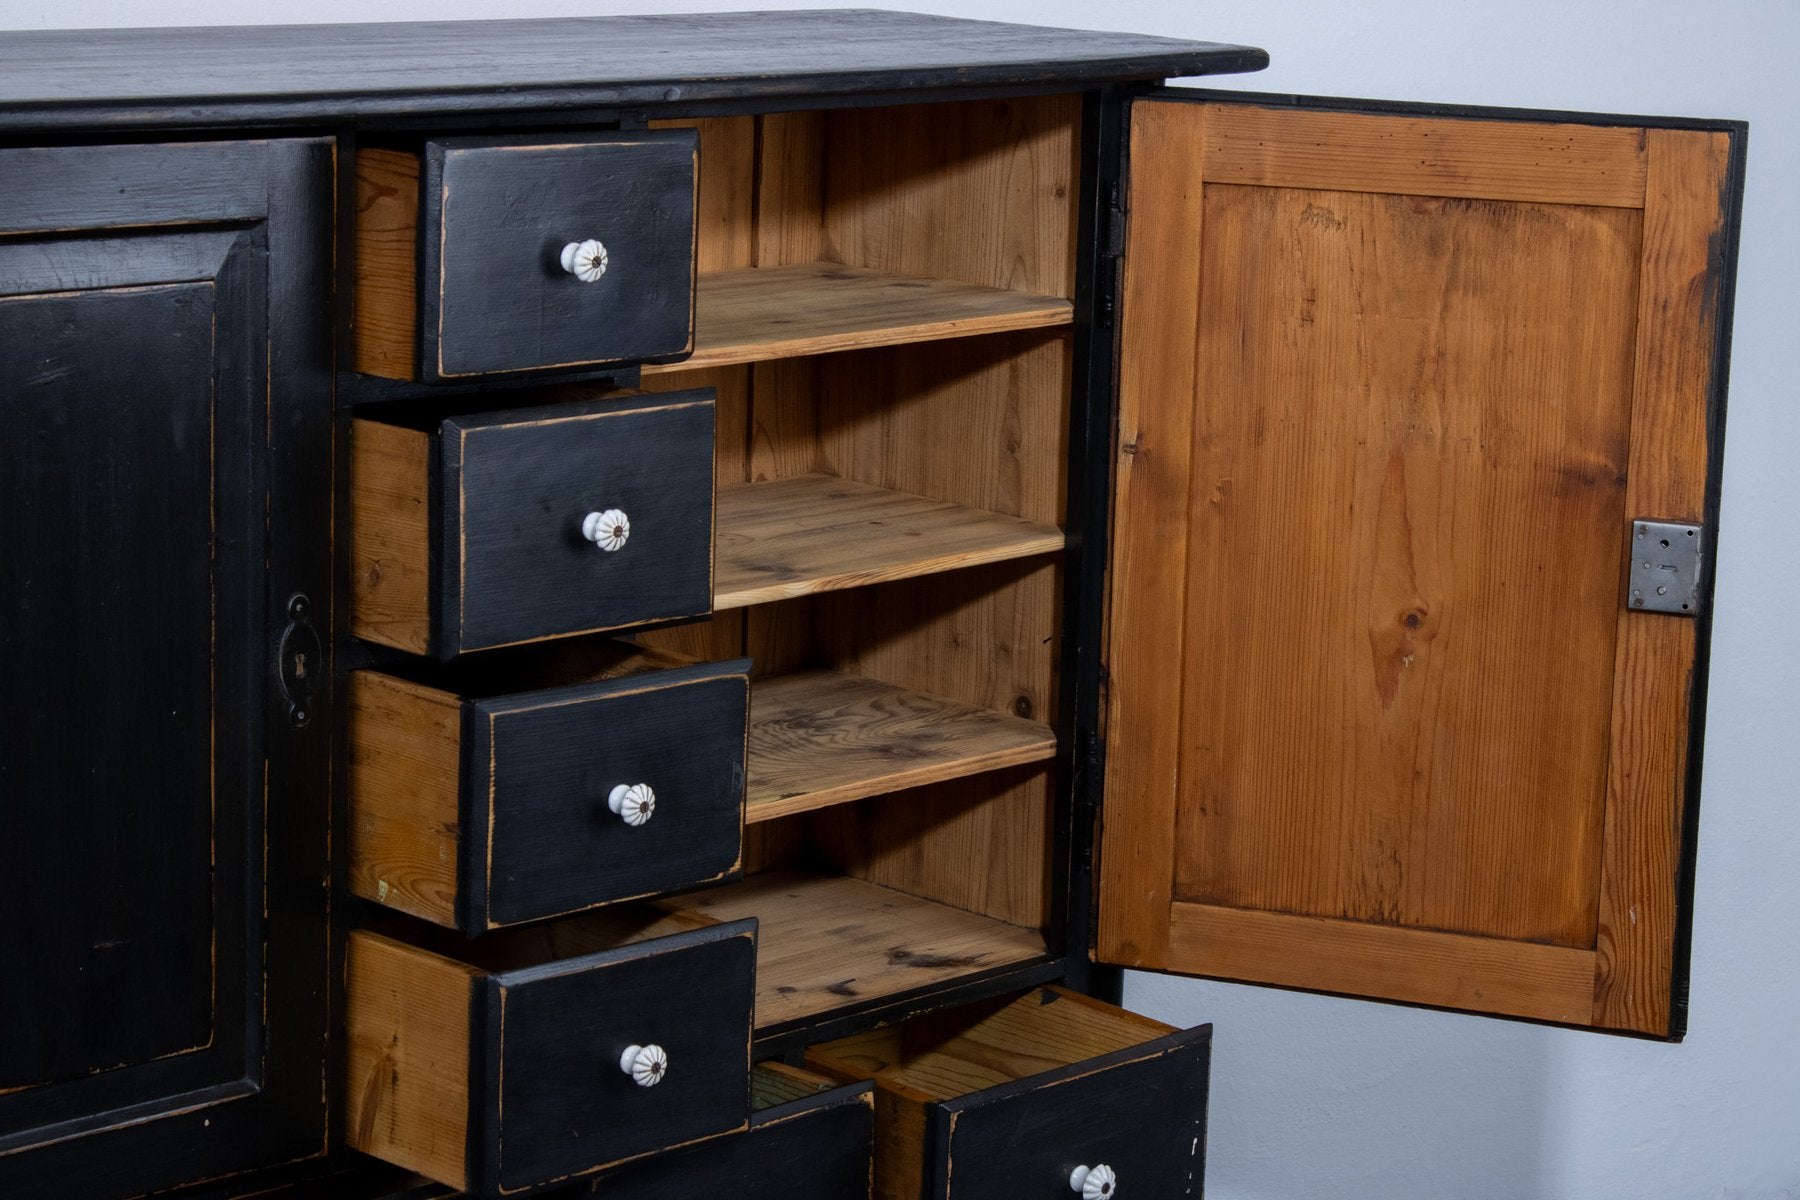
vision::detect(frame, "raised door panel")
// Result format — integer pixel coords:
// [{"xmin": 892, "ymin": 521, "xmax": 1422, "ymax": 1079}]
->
[
  {"xmin": 1098, "ymin": 94, "xmax": 1742, "ymax": 1037},
  {"xmin": 0, "ymin": 141, "xmax": 332, "ymax": 1194}
]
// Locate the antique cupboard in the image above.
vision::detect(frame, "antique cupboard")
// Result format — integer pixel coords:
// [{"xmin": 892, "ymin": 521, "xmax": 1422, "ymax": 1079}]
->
[{"xmin": 0, "ymin": 10, "xmax": 1743, "ymax": 1199}]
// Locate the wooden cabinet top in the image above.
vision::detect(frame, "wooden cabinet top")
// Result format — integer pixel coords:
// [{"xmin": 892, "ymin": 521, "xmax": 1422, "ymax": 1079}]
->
[{"xmin": 0, "ymin": 9, "xmax": 1266, "ymax": 131}]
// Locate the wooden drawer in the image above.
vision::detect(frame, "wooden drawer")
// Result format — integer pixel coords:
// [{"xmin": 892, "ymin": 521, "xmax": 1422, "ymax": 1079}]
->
[
  {"xmin": 352, "ymin": 389, "xmax": 716, "ymax": 658},
  {"xmin": 345, "ymin": 912, "xmax": 756, "ymax": 1197},
  {"xmin": 353, "ymin": 130, "xmax": 697, "ymax": 382},
  {"xmin": 805, "ymin": 987, "xmax": 1210, "ymax": 1200},
  {"xmin": 583, "ymin": 1063, "xmax": 873, "ymax": 1198},
  {"xmin": 350, "ymin": 644, "xmax": 748, "ymax": 935}
]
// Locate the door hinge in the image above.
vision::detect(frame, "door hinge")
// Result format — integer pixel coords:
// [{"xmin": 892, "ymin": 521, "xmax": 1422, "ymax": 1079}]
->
[{"xmin": 1628, "ymin": 519, "xmax": 1705, "ymax": 616}]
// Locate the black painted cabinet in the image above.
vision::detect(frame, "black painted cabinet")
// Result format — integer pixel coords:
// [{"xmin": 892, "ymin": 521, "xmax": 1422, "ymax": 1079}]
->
[
  {"xmin": 0, "ymin": 10, "xmax": 1743, "ymax": 1200},
  {"xmin": 0, "ymin": 141, "xmax": 334, "ymax": 1197}
]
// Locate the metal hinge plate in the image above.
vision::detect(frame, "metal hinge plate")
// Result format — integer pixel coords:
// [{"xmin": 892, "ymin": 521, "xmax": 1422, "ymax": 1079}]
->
[{"xmin": 1628, "ymin": 520, "xmax": 1704, "ymax": 616}]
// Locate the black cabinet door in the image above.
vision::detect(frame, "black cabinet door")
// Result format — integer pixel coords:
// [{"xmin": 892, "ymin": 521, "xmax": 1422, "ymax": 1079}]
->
[{"xmin": 0, "ymin": 141, "xmax": 332, "ymax": 1197}]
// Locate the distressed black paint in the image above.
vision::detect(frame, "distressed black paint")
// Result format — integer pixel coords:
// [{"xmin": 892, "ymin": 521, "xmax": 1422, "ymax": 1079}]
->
[
  {"xmin": 419, "ymin": 132, "xmax": 698, "ymax": 381},
  {"xmin": 434, "ymin": 390, "xmax": 716, "ymax": 657}
]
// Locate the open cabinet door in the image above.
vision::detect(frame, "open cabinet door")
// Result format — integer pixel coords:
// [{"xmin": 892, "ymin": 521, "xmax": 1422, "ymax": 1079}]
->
[{"xmin": 1096, "ymin": 92, "xmax": 1743, "ymax": 1037}]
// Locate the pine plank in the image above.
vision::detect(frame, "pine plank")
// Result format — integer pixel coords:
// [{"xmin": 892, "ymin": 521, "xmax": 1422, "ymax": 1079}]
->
[
  {"xmin": 1167, "ymin": 902, "xmax": 1598, "ymax": 1025},
  {"xmin": 746, "ymin": 670, "xmax": 1056, "ymax": 823},
  {"xmin": 714, "ymin": 474, "xmax": 1064, "ymax": 610},
  {"xmin": 350, "ymin": 417, "xmax": 432, "ymax": 655},
  {"xmin": 667, "ymin": 872, "xmax": 1047, "ymax": 1032},
  {"xmin": 1202, "ymin": 102, "xmax": 1648, "ymax": 208},
  {"xmin": 640, "ymin": 262, "xmax": 1071, "ymax": 374},
  {"xmin": 1592, "ymin": 128, "xmax": 1733, "ymax": 1034}
]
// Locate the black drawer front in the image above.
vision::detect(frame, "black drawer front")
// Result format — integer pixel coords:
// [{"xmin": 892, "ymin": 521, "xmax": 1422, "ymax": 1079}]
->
[
  {"xmin": 442, "ymin": 390, "xmax": 715, "ymax": 655},
  {"xmin": 478, "ymin": 919, "xmax": 755, "ymax": 1196},
  {"xmin": 929, "ymin": 1026, "xmax": 1211, "ymax": 1200},
  {"xmin": 472, "ymin": 660, "xmax": 748, "ymax": 930},
  {"xmin": 426, "ymin": 131, "xmax": 696, "ymax": 380},
  {"xmin": 584, "ymin": 1081, "xmax": 873, "ymax": 1198}
]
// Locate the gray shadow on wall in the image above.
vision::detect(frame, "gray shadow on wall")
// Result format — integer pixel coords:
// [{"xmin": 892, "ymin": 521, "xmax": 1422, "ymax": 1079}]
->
[{"xmin": 1125, "ymin": 971, "xmax": 1555, "ymax": 1200}]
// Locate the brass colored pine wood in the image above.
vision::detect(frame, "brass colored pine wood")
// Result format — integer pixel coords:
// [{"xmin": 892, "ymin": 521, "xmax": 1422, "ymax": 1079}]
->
[
  {"xmin": 746, "ymin": 669, "xmax": 1056, "ymax": 823},
  {"xmin": 1101, "ymin": 99, "xmax": 1730, "ymax": 1036},
  {"xmin": 350, "ymin": 417, "xmax": 432, "ymax": 655},
  {"xmin": 344, "ymin": 930, "xmax": 478, "ymax": 1190},
  {"xmin": 639, "ymin": 263, "xmax": 1072, "ymax": 374},
  {"xmin": 1095, "ymin": 98, "xmax": 1206, "ymax": 969},
  {"xmin": 667, "ymin": 872, "xmax": 1047, "ymax": 1033},
  {"xmin": 351, "ymin": 146, "xmax": 422, "ymax": 380},
  {"xmin": 1202, "ymin": 104, "xmax": 1649, "ymax": 208},
  {"xmin": 347, "ymin": 671, "xmax": 464, "ymax": 926},
  {"xmin": 1168, "ymin": 905, "xmax": 1598, "ymax": 1024},
  {"xmin": 1591, "ymin": 128, "xmax": 1732, "ymax": 1032},
  {"xmin": 713, "ymin": 473, "xmax": 1064, "ymax": 610},
  {"xmin": 823, "ymin": 95, "xmax": 1081, "ymax": 299}
]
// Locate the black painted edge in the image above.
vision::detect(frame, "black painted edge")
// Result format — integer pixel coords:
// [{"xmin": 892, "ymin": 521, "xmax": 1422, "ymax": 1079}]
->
[
  {"xmin": 429, "ymin": 413, "xmax": 459, "ymax": 660},
  {"xmin": 932, "ymin": 1016, "xmax": 1212, "ymax": 1119},
  {"xmin": 468, "ymin": 655, "xmax": 752, "ymax": 721},
  {"xmin": 467, "ymin": 973, "xmax": 504, "ymax": 1197},
  {"xmin": 417, "ymin": 141, "xmax": 448, "ymax": 385},
  {"xmin": 1667, "ymin": 119, "xmax": 1748, "ymax": 1044},
  {"xmin": 439, "ymin": 385, "xmax": 713, "ymax": 434},
  {"xmin": 1146, "ymin": 84, "xmax": 1748, "ymax": 134},
  {"xmin": 489, "ymin": 915, "xmax": 758, "ymax": 991},
  {"xmin": 457, "ymin": 698, "xmax": 492, "ymax": 939},
  {"xmin": 0, "ymin": 47, "xmax": 1271, "ymax": 134}
]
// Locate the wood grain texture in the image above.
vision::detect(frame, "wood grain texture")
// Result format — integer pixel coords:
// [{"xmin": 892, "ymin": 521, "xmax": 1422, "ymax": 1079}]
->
[
  {"xmin": 344, "ymin": 931, "xmax": 476, "ymax": 1190},
  {"xmin": 1591, "ymin": 128, "xmax": 1732, "ymax": 1034},
  {"xmin": 1202, "ymin": 103, "xmax": 1648, "ymax": 207},
  {"xmin": 668, "ymin": 872, "xmax": 1047, "ymax": 1032},
  {"xmin": 349, "ymin": 415, "xmax": 431, "ymax": 656},
  {"xmin": 351, "ymin": 147, "xmax": 420, "ymax": 380},
  {"xmin": 1101, "ymin": 97, "xmax": 1729, "ymax": 1032},
  {"xmin": 1167, "ymin": 903, "xmax": 1598, "ymax": 1024},
  {"xmin": 823, "ymin": 95, "xmax": 1082, "ymax": 298},
  {"xmin": 746, "ymin": 670, "xmax": 1056, "ymax": 822},
  {"xmin": 347, "ymin": 671, "xmax": 464, "ymax": 926},
  {"xmin": 639, "ymin": 263, "xmax": 1072, "ymax": 373},
  {"xmin": 1171, "ymin": 179, "xmax": 1638, "ymax": 946},
  {"xmin": 755, "ymin": 111, "xmax": 829, "ymax": 268},
  {"xmin": 714, "ymin": 473, "xmax": 1064, "ymax": 610},
  {"xmin": 0, "ymin": 12, "xmax": 1266, "ymax": 132},
  {"xmin": 1096, "ymin": 98, "xmax": 1207, "ymax": 968}
]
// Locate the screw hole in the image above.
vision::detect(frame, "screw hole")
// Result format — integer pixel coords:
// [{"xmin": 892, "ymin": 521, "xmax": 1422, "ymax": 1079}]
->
[
  {"xmin": 1660, "ymin": 538, "xmax": 1671, "ymax": 548},
  {"xmin": 1687, "ymin": 529, "xmax": 1696, "ymax": 537}
]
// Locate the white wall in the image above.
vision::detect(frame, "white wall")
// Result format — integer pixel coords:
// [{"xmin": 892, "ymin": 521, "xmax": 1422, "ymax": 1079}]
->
[{"xmin": 9, "ymin": 1, "xmax": 1793, "ymax": 1196}]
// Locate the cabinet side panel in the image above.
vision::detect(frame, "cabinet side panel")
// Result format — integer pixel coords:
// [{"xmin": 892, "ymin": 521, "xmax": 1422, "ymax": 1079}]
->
[
  {"xmin": 351, "ymin": 146, "xmax": 421, "ymax": 380},
  {"xmin": 351, "ymin": 418, "xmax": 433, "ymax": 655}
]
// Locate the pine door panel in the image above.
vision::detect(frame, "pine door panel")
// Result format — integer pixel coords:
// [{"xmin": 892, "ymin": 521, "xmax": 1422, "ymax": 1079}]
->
[{"xmin": 1098, "ymin": 96, "xmax": 1741, "ymax": 1036}]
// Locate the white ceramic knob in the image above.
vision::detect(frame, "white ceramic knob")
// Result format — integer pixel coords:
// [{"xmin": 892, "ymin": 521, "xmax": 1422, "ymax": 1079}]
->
[
  {"xmin": 1070, "ymin": 1164, "xmax": 1117, "ymax": 1198},
  {"xmin": 619, "ymin": 1043, "xmax": 668, "ymax": 1088},
  {"xmin": 608, "ymin": 783, "xmax": 656, "ymax": 827},
  {"xmin": 559, "ymin": 238, "xmax": 609, "ymax": 282},
  {"xmin": 582, "ymin": 509, "xmax": 630, "ymax": 552}
]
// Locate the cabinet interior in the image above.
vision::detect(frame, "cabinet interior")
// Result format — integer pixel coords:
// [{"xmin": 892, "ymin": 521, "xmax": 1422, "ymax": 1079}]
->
[{"xmin": 634, "ymin": 96, "xmax": 1082, "ymax": 1034}]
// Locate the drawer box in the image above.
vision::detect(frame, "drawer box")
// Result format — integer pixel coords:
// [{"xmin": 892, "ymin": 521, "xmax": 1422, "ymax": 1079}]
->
[
  {"xmin": 345, "ymin": 912, "xmax": 756, "ymax": 1197},
  {"xmin": 805, "ymin": 987, "xmax": 1210, "ymax": 1200},
  {"xmin": 352, "ymin": 389, "xmax": 716, "ymax": 658},
  {"xmin": 349, "ymin": 645, "xmax": 749, "ymax": 935},
  {"xmin": 353, "ymin": 130, "xmax": 698, "ymax": 382},
  {"xmin": 583, "ymin": 1063, "xmax": 874, "ymax": 1198}
]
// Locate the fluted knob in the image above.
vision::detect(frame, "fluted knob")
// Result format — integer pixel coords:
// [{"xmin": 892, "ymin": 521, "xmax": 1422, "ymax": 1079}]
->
[
  {"xmin": 559, "ymin": 238, "xmax": 609, "ymax": 283},
  {"xmin": 582, "ymin": 509, "xmax": 630, "ymax": 552},
  {"xmin": 1070, "ymin": 1164, "xmax": 1117, "ymax": 1198},
  {"xmin": 619, "ymin": 1043, "xmax": 668, "ymax": 1088},
  {"xmin": 608, "ymin": 783, "xmax": 656, "ymax": 827}
]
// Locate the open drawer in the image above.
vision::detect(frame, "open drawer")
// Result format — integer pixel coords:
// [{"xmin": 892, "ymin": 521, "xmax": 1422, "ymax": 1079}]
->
[
  {"xmin": 349, "ymin": 642, "xmax": 748, "ymax": 935},
  {"xmin": 805, "ymin": 987, "xmax": 1210, "ymax": 1200},
  {"xmin": 344, "ymin": 910, "xmax": 755, "ymax": 1197}
]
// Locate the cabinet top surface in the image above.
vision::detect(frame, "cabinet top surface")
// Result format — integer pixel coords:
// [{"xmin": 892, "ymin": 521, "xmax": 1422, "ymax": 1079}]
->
[{"xmin": 0, "ymin": 8, "xmax": 1267, "ymax": 131}]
